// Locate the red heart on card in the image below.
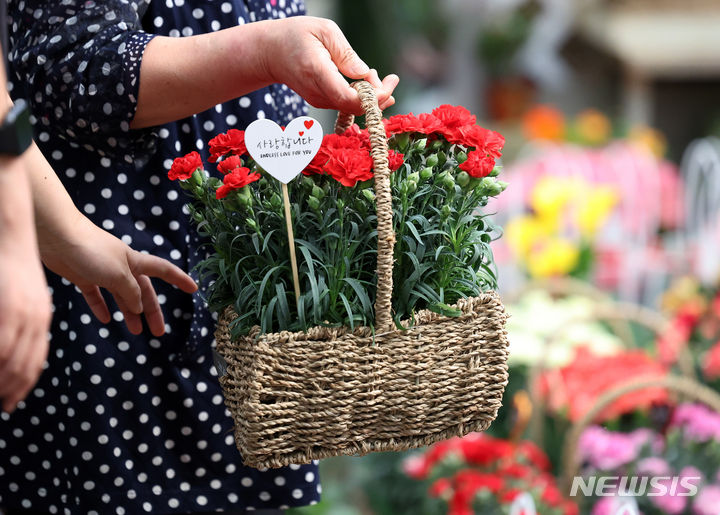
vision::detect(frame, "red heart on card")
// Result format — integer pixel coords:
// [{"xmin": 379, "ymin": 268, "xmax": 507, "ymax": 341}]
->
[
  {"xmin": 299, "ymin": 131, "xmax": 304, "ymax": 136},
  {"xmin": 304, "ymin": 120, "xmax": 314, "ymax": 129}
]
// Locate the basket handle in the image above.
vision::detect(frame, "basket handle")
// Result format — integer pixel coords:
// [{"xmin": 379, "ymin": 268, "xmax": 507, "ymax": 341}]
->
[
  {"xmin": 334, "ymin": 81, "xmax": 395, "ymax": 333},
  {"xmin": 559, "ymin": 375, "xmax": 720, "ymax": 493}
]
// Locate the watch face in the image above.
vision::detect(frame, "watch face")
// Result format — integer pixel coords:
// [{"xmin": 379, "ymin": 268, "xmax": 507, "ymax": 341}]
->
[{"xmin": 0, "ymin": 98, "xmax": 33, "ymax": 156}]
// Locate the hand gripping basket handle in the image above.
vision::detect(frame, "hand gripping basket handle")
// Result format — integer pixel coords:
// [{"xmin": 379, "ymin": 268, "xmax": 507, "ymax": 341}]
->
[
  {"xmin": 334, "ymin": 81, "xmax": 396, "ymax": 333},
  {"xmin": 560, "ymin": 375, "xmax": 720, "ymax": 494}
]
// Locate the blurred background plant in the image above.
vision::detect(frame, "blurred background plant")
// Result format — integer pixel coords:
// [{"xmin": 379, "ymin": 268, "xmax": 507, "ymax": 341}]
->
[{"xmin": 288, "ymin": 0, "xmax": 720, "ymax": 513}]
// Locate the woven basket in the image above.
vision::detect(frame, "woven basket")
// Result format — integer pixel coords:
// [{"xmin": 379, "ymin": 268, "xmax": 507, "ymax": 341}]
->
[
  {"xmin": 214, "ymin": 81, "xmax": 510, "ymax": 469},
  {"xmin": 560, "ymin": 375, "xmax": 720, "ymax": 494}
]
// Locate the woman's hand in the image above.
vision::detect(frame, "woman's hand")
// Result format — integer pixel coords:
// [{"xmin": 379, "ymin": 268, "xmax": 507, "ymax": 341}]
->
[
  {"xmin": 133, "ymin": 16, "xmax": 400, "ymax": 128},
  {"xmin": 39, "ymin": 213, "xmax": 198, "ymax": 337},
  {"xmin": 257, "ymin": 16, "xmax": 399, "ymax": 114}
]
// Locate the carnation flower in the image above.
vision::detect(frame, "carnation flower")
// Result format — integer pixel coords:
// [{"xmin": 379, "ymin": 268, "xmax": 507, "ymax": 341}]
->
[
  {"xmin": 459, "ymin": 150, "xmax": 496, "ymax": 179},
  {"xmin": 215, "ymin": 167, "xmax": 260, "ymax": 199},
  {"xmin": 325, "ymin": 149, "xmax": 374, "ymax": 187},
  {"xmin": 694, "ymin": 485, "xmax": 720, "ymax": 515},
  {"xmin": 217, "ymin": 155, "xmax": 244, "ymax": 175},
  {"xmin": 387, "ymin": 149, "xmax": 405, "ymax": 171},
  {"xmin": 168, "ymin": 151, "xmax": 203, "ymax": 181},
  {"xmin": 384, "ymin": 113, "xmax": 443, "ymax": 136},
  {"xmin": 208, "ymin": 129, "xmax": 247, "ymax": 162}
]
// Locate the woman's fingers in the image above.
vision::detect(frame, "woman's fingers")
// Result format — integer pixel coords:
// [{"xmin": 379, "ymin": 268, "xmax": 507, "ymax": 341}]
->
[
  {"xmin": 130, "ymin": 252, "xmax": 198, "ymax": 294},
  {"xmin": 81, "ymin": 285, "xmax": 112, "ymax": 324},
  {"xmin": 114, "ymin": 295, "xmax": 144, "ymax": 335},
  {"xmin": 136, "ymin": 274, "xmax": 165, "ymax": 337}
]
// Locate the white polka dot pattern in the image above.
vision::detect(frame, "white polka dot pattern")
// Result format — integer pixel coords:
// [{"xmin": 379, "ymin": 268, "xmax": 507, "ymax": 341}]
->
[{"xmin": 2, "ymin": 0, "xmax": 318, "ymax": 513}]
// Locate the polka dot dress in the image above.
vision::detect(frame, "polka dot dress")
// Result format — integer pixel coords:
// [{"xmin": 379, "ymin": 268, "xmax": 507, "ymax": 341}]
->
[{"xmin": 1, "ymin": 1, "xmax": 320, "ymax": 513}]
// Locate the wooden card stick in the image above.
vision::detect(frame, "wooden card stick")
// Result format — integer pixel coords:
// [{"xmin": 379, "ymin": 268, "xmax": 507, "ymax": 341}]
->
[{"xmin": 281, "ymin": 182, "xmax": 301, "ymax": 303}]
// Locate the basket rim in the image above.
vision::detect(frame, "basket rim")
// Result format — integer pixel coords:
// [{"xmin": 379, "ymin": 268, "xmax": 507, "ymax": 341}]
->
[{"xmin": 218, "ymin": 291, "xmax": 506, "ymax": 344}]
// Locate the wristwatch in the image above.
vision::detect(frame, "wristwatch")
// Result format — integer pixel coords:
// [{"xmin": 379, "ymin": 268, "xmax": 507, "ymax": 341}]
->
[{"xmin": 0, "ymin": 98, "xmax": 33, "ymax": 156}]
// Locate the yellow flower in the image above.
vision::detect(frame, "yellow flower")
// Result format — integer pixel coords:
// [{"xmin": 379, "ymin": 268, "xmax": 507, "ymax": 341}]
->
[
  {"xmin": 577, "ymin": 186, "xmax": 618, "ymax": 237},
  {"xmin": 526, "ymin": 237, "xmax": 580, "ymax": 278},
  {"xmin": 575, "ymin": 109, "xmax": 612, "ymax": 146},
  {"xmin": 506, "ymin": 216, "xmax": 548, "ymax": 257},
  {"xmin": 530, "ymin": 177, "xmax": 582, "ymax": 220}
]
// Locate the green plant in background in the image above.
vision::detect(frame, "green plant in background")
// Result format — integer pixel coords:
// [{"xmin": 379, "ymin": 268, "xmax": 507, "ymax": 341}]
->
[{"xmin": 168, "ymin": 105, "xmax": 507, "ymax": 336}]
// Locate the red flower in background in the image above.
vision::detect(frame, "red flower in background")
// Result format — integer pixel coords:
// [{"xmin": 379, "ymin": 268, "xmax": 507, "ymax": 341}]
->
[
  {"xmin": 459, "ymin": 150, "xmax": 496, "ymax": 178},
  {"xmin": 208, "ymin": 129, "xmax": 247, "ymax": 162},
  {"xmin": 703, "ymin": 341, "xmax": 720, "ymax": 379},
  {"xmin": 215, "ymin": 167, "xmax": 260, "ymax": 199},
  {"xmin": 168, "ymin": 151, "xmax": 202, "ymax": 181},
  {"xmin": 217, "ymin": 155, "xmax": 244, "ymax": 175},
  {"xmin": 537, "ymin": 347, "xmax": 668, "ymax": 422}
]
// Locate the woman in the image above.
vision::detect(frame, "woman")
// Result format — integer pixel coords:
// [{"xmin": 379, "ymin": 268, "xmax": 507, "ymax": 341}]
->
[{"xmin": 1, "ymin": 0, "xmax": 398, "ymax": 513}]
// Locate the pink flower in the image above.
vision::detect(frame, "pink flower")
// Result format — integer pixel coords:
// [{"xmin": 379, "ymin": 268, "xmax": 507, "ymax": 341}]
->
[
  {"xmin": 591, "ymin": 498, "xmax": 621, "ymax": 515},
  {"xmin": 650, "ymin": 478, "xmax": 688, "ymax": 514},
  {"xmin": 636, "ymin": 457, "xmax": 671, "ymax": 477},
  {"xmin": 694, "ymin": 485, "xmax": 720, "ymax": 515},
  {"xmin": 671, "ymin": 403, "xmax": 720, "ymax": 443},
  {"xmin": 578, "ymin": 426, "xmax": 643, "ymax": 470}
]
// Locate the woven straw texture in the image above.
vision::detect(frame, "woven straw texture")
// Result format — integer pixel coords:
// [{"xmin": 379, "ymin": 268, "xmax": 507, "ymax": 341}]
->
[{"xmin": 215, "ymin": 81, "xmax": 510, "ymax": 469}]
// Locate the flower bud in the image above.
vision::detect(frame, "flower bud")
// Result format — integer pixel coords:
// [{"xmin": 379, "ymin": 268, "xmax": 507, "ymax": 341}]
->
[
  {"xmin": 437, "ymin": 151, "xmax": 447, "ymax": 167},
  {"xmin": 480, "ymin": 177, "xmax": 504, "ymax": 196},
  {"xmin": 407, "ymin": 180, "xmax": 418, "ymax": 194},
  {"xmin": 308, "ymin": 196, "xmax": 320, "ymax": 210},
  {"xmin": 456, "ymin": 151, "xmax": 468, "ymax": 164},
  {"xmin": 192, "ymin": 211, "xmax": 204, "ymax": 223},
  {"xmin": 311, "ymin": 185, "xmax": 325, "ymax": 200},
  {"xmin": 413, "ymin": 138, "xmax": 427, "ymax": 151},
  {"xmin": 191, "ymin": 169, "xmax": 205, "ymax": 187},
  {"xmin": 362, "ymin": 189, "xmax": 375, "ymax": 203},
  {"xmin": 456, "ymin": 171, "xmax": 470, "ymax": 188},
  {"xmin": 425, "ymin": 154, "xmax": 439, "ymax": 168},
  {"xmin": 430, "ymin": 139, "xmax": 444, "ymax": 151},
  {"xmin": 302, "ymin": 176, "xmax": 315, "ymax": 189},
  {"xmin": 441, "ymin": 205, "xmax": 452, "ymax": 218},
  {"xmin": 420, "ymin": 167, "xmax": 434, "ymax": 181},
  {"xmin": 337, "ymin": 199, "xmax": 345, "ymax": 211},
  {"xmin": 270, "ymin": 193, "xmax": 283, "ymax": 210},
  {"xmin": 246, "ymin": 218, "xmax": 258, "ymax": 231},
  {"xmin": 407, "ymin": 172, "xmax": 420, "ymax": 183},
  {"xmin": 394, "ymin": 133, "xmax": 410, "ymax": 151},
  {"xmin": 442, "ymin": 174, "xmax": 456, "ymax": 190},
  {"xmin": 489, "ymin": 167, "xmax": 500, "ymax": 177}
]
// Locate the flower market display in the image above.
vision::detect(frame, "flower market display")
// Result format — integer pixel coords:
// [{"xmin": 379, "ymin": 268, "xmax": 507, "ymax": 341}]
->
[
  {"xmin": 574, "ymin": 402, "xmax": 720, "ymax": 515},
  {"xmin": 403, "ymin": 433, "xmax": 578, "ymax": 515}
]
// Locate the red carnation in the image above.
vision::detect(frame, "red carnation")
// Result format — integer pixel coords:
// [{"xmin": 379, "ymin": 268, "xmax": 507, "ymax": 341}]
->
[
  {"xmin": 459, "ymin": 150, "xmax": 496, "ymax": 178},
  {"xmin": 388, "ymin": 149, "xmax": 405, "ymax": 171},
  {"xmin": 384, "ymin": 113, "xmax": 443, "ymax": 136},
  {"xmin": 215, "ymin": 167, "xmax": 260, "ymax": 199},
  {"xmin": 304, "ymin": 130, "xmax": 369, "ymax": 175},
  {"xmin": 168, "ymin": 151, "xmax": 202, "ymax": 181},
  {"xmin": 432, "ymin": 105, "xmax": 477, "ymax": 129},
  {"xmin": 325, "ymin": 149, "xmax": 374, "ymax": 187},
  {"xmin": 217, "ymin": 155, "xmax": 244, "ymax": 175},
  {"xmin": 208, "ymin": 129, "xmax": 247, "ymax": 162},
  {"xmin": 450, "ymin": 124, "xmax": 506, "ymax": 158}
]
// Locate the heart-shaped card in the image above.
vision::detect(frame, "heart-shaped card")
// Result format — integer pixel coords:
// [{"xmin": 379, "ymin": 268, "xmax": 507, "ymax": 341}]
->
[{"xmin": 244, "ymin": 116, "xmax": 323, "ymax": 184}]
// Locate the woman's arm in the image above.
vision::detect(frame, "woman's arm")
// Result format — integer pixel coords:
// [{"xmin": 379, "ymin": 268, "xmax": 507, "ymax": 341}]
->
[
  {"xmin": 132, "ymin": 16, "xmax": 399, "ymax": 128},
  {"xmin": 25, "ymin": 143, "xmax": 198, "ymax": 337}
]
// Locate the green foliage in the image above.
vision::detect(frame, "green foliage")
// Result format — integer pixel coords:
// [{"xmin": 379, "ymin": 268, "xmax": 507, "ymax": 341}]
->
[{"xmin": 183, "ymin": 134, "xmax": 505, "ymax": 337}]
